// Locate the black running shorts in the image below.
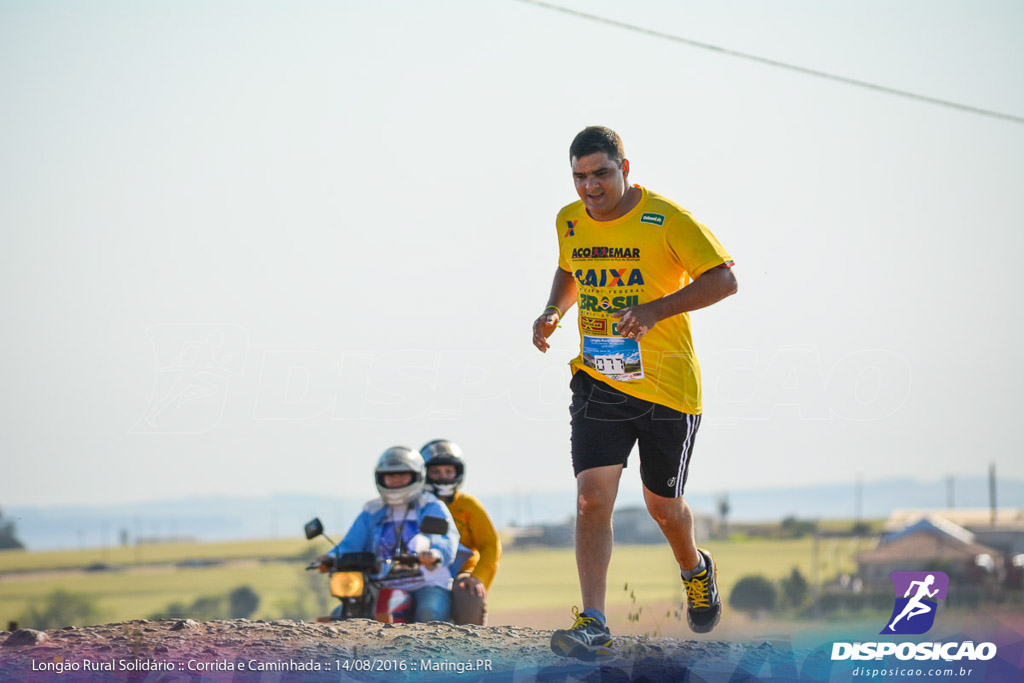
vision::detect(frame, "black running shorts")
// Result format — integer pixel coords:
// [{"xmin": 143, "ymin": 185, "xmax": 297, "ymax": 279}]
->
[{"xmin": 569, "ymin": 370, "xmax": 701, "ymax": 498}]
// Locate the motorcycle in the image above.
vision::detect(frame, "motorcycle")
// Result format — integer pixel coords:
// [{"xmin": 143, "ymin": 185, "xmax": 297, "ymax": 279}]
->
[{"xmin": 303, "ymin": 515, "xmax": 449, "ymax": 623}]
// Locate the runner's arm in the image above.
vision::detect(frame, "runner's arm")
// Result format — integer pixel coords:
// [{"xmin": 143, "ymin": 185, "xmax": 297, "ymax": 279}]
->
[
  {"xmin": 532, "ymin": 267, "xmax": 578, "ymax": 352},
  {"xmin": 651, "ymin": 265, "xmax": 737, "ymax": 319},
  {"xmin": 615, "ymin": 266, "xmax": 737, "ymax": 340}
]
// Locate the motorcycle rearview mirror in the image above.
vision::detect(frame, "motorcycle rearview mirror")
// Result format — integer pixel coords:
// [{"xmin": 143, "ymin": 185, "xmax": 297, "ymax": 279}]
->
[
  {"xmin": 304, "ymin": 517, "xmax": 339, "ymax": 548},
  {"xmin": 304, "ymin": 518, "xmax": 324, "ymax": 540},
  {"xmin": 418, "ymin": 515, "xmax": 448, "ymax": 535}
]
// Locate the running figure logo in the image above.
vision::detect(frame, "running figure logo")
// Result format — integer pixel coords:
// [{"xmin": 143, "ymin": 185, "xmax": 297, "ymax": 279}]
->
[
  {"xmin": 131, "ymin": 324, "xmax": 249, "ymax": 434},
  {"xmin": 881, "ymin": 571, "xmax": 949, "ymax": 635}
]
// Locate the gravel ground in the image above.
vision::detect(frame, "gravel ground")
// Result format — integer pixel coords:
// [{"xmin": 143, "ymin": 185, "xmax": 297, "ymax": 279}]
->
[{"xmin": 0, "ymin": 618, "xmax": 827, "ymax": 682}]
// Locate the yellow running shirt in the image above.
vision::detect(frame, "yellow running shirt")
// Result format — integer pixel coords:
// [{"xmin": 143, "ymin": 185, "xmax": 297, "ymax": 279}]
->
[{"xmin": 556, "ymin": 185, "xmax": 732, "ymax": 414}]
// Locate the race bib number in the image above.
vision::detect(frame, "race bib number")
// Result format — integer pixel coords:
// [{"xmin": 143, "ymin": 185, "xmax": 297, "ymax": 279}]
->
[{"xmin": 582, "ymin": 335, "xmax": 644, "ymax": 381}]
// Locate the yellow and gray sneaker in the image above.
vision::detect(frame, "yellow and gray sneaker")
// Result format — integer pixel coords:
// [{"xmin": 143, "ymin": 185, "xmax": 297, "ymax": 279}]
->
[
  {"xmin": 550, "ymin": 607, "xmax": 613, "ymax": 660},
  {"xmin": 682, "ymin": 548, "xmax": 722, "ymax": 633}
]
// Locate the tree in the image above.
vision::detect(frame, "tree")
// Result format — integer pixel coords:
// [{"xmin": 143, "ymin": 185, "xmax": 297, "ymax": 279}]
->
[
  {"xmin": 150, "ymin": 595, "xmax": 225, "ymax": 620},
  {"xmin": 190, "ymin": 596, "xmax": 227, "ymax": 620},
  {"xmin": 729, "ymin": 575, "xmax": 778, "ymax": 615},
  {"xmin": 779, "ymin": 516, "xmax": 816, "ymax": 539},
  {"xmin": 0, "ymin": 506, "xmax": 25, "ymax": 550},
  {"xmin": 19, "ymin": 590, "xmax": 100, "ymax": 629},
  {"xmin": 716, "ymin": 494, "xmax": 730, "ymax": 540},
  {"xmin": 229, "ymin": 586, "xmax": 260, "ymax": 619},
  {"xmin": 149, "ymin": 585, "xmax": 262, "ymax": 621},
  {"xmin": 780, "ymin": 567, "xmax": 809, "ymax": 608},
  {"xmin": 148, "ymin": 601, "xmax": 189, "ymax": 620}
]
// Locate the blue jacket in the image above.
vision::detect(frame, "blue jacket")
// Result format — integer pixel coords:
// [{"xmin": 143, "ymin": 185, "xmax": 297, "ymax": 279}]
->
[{"xmin": 329, "ymin": 491, "xmax": 460, "ymax": 590}]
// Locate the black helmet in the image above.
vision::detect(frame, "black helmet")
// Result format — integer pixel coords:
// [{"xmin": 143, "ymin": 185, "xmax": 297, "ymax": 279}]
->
[
  {"xmin": 374, "ymin": 446, "xmax": 425, "ymax": 505},
  {"xmin": 420, "ymin": 439, "xmax": 466, "ymax": 498}
]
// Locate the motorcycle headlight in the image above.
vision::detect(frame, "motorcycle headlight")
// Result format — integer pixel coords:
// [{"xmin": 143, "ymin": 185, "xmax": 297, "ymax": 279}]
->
[{"xmin": 330, "ymin": 571, "xmax": 364, "ymax": 598}]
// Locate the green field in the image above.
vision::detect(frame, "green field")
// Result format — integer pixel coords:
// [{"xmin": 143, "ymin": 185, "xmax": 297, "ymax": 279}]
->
[
  {"xmin": 0, "ymin": 538, "xmax": 308, "ymax": 573},
  {"xmin": 0, "ymin": 535, "xmax": 875, "ymax": 634},
  {"xmin": 489, "ymin": 536, "xmax": 875, "ymax": 636}
]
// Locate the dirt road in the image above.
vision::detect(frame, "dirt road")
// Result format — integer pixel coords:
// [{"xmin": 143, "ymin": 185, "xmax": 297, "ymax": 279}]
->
[{"xmin": 0, "ymin": 617, "xmax": 827, "ymax": 682}]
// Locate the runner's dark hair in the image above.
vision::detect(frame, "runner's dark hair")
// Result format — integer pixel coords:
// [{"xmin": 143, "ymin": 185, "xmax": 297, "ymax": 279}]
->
[{"xmin": 569, "ymin": 126, "xmax": 625, "ymax": 165}]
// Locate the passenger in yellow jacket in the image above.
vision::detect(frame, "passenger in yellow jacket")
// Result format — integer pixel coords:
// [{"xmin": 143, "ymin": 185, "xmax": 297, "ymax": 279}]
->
[{"xmin": 420, "ymin": 439, "xmax": 502, "ymax": 625}]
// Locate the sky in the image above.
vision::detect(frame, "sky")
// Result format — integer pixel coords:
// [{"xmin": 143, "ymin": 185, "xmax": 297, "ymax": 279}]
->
[{"xmin": 2, "ymin": 0, "xmax": 1023, "ymax": 508}]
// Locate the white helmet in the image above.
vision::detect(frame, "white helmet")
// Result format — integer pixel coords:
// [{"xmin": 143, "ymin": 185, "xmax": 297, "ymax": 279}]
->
[
  {"xmin": 420, "ymin": 439, "xmax": 466, "ymax": 499},
  {"xmin": 374, "ymin": 446, "xmax": 425, "ymax": 506}
]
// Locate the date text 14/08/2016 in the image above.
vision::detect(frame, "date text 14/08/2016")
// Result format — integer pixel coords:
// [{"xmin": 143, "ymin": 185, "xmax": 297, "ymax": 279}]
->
[{"xmin": 340, "ymin": 658, "xmax": 494, "ymax": 674}]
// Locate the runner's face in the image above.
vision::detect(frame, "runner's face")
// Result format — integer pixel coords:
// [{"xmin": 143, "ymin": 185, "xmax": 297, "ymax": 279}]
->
[
  {"xmin": 572, "ymin": 152, "xmax": 630, "ymax": 220},
  {"xmin": 427, "ymin": 464, "xmax": 457, "ymax": 483}
]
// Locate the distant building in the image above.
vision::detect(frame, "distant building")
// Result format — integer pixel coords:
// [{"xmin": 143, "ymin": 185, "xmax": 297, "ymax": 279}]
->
[
  {"xmin": 502, "ymin": 506, "xmax": 714, "ymax": 548},
  {"xmin": 886, "ymin": 508, "xmax": 1024, "ymax": 556},
  {"xmin": 503, "ymin": 522, "xmax": 573, "ymax": 548},
  {"xmin": 858, "ymin": 514, "xmax": 1004, "ymax": 589},
  {"xmin": 612, "ymin": 506, "xmax": 714, "ymax": 545}
]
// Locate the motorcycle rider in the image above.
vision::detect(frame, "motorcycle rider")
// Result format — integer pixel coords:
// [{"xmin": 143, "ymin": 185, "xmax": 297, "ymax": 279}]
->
[
  {"xmin": 420, "ymin": 439, "xmax": 501, "ymax": 626},
  {"xmin": 317, "ymin": 446, "xmax": 460, "ymax": 622}
]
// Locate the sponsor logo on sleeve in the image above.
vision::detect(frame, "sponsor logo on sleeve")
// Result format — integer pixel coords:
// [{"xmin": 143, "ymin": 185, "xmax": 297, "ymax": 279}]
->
[{"xmin": 640, "ymin": 212, "xmax": 665, "ymax": 226}]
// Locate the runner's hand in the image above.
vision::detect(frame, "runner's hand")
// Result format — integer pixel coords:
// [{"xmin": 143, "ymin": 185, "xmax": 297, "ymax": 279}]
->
[
  {"xmin": 612, "ymin": 304, "xmax": 657, "ymax": 341},
  {"xmin": 532, "ymin": 309, "xmax": 560, "ymax": 352},
  {"xmin": 456, "ymin": 573, "xmax": 486, "ymax": 598}
]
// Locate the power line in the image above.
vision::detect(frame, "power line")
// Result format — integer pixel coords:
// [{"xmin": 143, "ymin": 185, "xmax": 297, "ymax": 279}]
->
[{"xmin": 514, "ymin": 0, "xmax": 1024, "ymax": 126}]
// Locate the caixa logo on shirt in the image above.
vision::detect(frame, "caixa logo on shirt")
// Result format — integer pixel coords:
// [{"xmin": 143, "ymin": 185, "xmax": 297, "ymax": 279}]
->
[
  {"xmin": 573, "ymin": 268, "xmax": 645, "ymax": 288},
  {"xmin": 882, "ymin": 571, "xmax": 948, "ymax": 635}
]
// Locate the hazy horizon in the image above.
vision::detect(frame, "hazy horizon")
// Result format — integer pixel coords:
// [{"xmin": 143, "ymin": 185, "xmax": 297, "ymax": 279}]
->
[{"xmin": 7, "ymin": 474, "xmax": 1022, "ymax": 552}]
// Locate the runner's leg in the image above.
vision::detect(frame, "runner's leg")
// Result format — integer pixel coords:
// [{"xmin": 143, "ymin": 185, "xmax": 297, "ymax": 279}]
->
[
  {"xmin": 643, "ymin": 486, "xmax": 700, "ymax": 571},
  {"xmin": 575, "ymin": 464, "xmax": 623, "ymax": 614}
]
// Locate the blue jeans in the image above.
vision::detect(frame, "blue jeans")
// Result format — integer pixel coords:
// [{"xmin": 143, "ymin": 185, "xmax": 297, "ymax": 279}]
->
[{"xmin": 413, "ymin": 585, "xmax": 451, "ymax": 623}]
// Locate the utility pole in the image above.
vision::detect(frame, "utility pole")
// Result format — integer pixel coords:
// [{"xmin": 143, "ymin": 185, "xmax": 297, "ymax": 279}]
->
[
  {"xmin": 989, "ymin": 463, "xmax": 997, "ymax": 525},
  {"xmin": 717, "ymin": 492, "xmax": 730, "ymax": 540},
  {"xmin": 812, "ymin": 521, "xmax": 821, "ymax": 620},
  {"xmin": 134, "ymin": 515, "xmax": 142, "ymax": 565},
  {"xmin": 854, "ymin": 474, "xmax": 863, "ymax": 525}
]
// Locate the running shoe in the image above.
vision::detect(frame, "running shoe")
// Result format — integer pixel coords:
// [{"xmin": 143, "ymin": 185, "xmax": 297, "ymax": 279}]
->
[
  {"xmin": 549, "ymin": 607, "xmax": 613, "ymax": 660},
  {"xmin": 683, "ymin": 548, "xmax": 722, "ymax": 633}
]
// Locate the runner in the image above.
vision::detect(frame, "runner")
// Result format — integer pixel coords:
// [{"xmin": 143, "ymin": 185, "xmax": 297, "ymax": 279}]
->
[{"xmin": 532, "ymin": 126, "xmax": 738, "ymax": 659}]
